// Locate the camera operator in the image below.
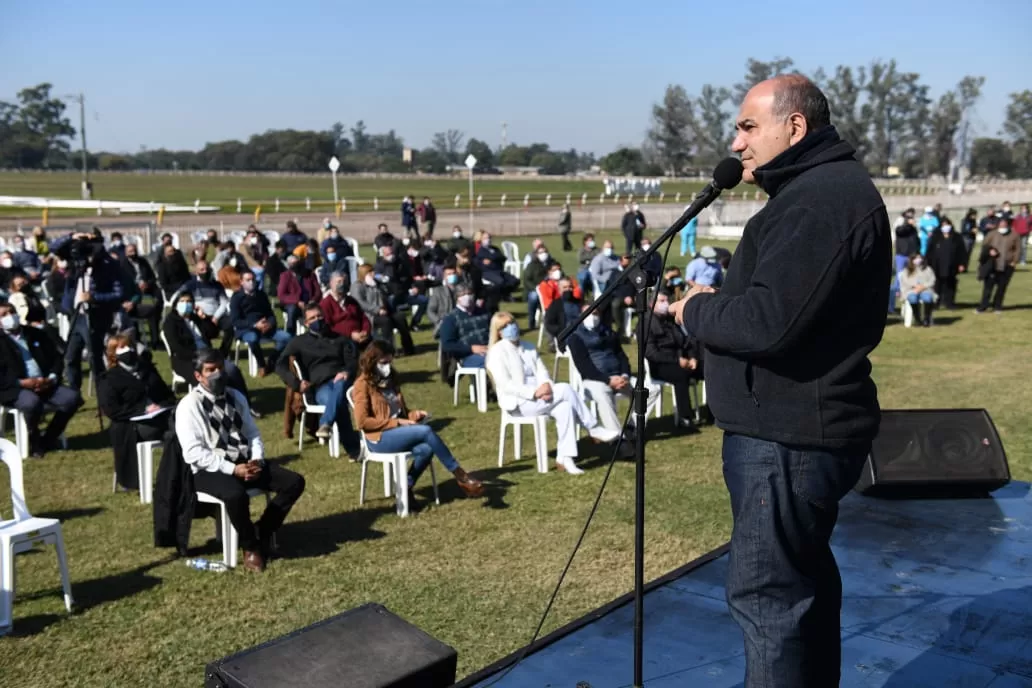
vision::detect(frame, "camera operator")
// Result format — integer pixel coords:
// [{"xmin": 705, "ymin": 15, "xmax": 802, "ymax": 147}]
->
[{"xmin": 52, "ymin": 230, "xmax": 125, "ymax": 391}]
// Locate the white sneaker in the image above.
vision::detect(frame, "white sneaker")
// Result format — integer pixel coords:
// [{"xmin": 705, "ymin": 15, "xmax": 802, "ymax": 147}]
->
[
  {"xmin": 587, "ymin": 426, "xmax": 620, "ymax": 443},
  {"xmin": 556, "ymin": 456, "xmax": 585, "ymax": 475}
]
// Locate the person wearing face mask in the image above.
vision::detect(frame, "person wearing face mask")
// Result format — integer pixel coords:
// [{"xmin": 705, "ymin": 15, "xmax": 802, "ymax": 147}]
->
[
  {"xmin": 589, "ymin": 240, "xmax": 620, "ymax": 294},
  {"xmin": 537, "ymin": 261, "xmax": 581, "ymax": 317},
  {"xmin": 438, "ymin": 284, "xmax": 491, "ymax": 370},
  {"xmin": 447, "ymin": 225, "xmax": 473, "ymax": 255},
  {"xmin": 277, "ymin": 254, "xmax": 322, "ymax": 336},
  {"xmin": 427, "ymin": 263, "xmax": 460, "ymax": 336},
  {"xmin": 281, "ymin": 220, "xmax": 308, "ymax": 254},
  {"xmin": 156, "ymin": 243, "xmax": 191, "ymax": 298},
  {"xmin": 169, "ymin": 259, "xmax": 233, "ymax": 356},
  {"xmin": 567, "ymin": 302, "xmax": 661, "ymax": 440},
  {"xmin": 522, "ymin": 244, "xmax": 555, "ymax": 330},
  {"xmin": 473, "ymin": 232, "xmax": 519, "ymax": 302},
  {"xmin": 10, "ymin": 236, "xmax": 43, "ymax": 284},
  {"xmin": 645, "ymin": 290, "xmax": 703, "ymax": 431},
  {"xmin": 976, "ymin": 218, "xmax": 1021, "ymax": 314},
  {"xmin": 419, "ymin": 233, "xmax": 448, "ymax": 280},
  {"xmin": 898, "ymin": 254, "xmax": 937, "ymax": 326},
  {"xmin": 417, "ymin": 197, "xmax": 437, "ymax": 238},
  {"xmin": 373, "ymin": 223, "xmax": 399, "ymax": 254},
  {"xmin": 636, "ymin": 238, "xmax": 663, "ymax": 281},
  {"xmin": 352, "ymin": 340, "xmax": 482, "ymax": 510},
  {"xmin": 263, "ymin": 240, "xmax": 290, "ymax": 296},
  {"xmin": 291, "ymin": 238, "xmax": 323, "ymax": 274},
  {"xmin": 320, "ymin": 273, "xmax": 371, "ymax": 346},
  {"xmin": 374, "ymin": 244, "xmax": 428, "ymax": 331},
  {"xmin": 162, "ymin": 293, "xmax": 254, "ymax": 407},
  {"xmin": 543, "ymin": 277, "xmax": 583, "ymax": 349},
  {"xmin": 98, "ymin": 333, "xmax": 177, "ymax": 490},
  {"xmin": 925, "ymin": 222, "xmax": 967, "ymax": 309},
  {"xmin": 662, "ymin": 266, "xmax": 686, "ymax": 301},
  {"xmin": 0, "ymin": 302, "xmax": 82, "ymax": 459},
  {"xmin": 0, "ymin": 251, "xmax": 27, "ymax": 292},
  {"xmin": 319, "ymin": 225, "xmax": 351, "ymax": 267},
  {"xmin": 577, "ymin": 234, "xmax": 600, "ymax": 294},
  {"xmin": 117, "ymin": 242, "xmax": 163, "ymax": 347},
  {"xmin": 6, "ymin": 275, "xmax": 42, "ymax": 323},
  {"xmin": 998, "ymin": 201, "xmax": 1013, "ymax": 222},
  {"xmin": 401, "ymin": 195, "xmax": 420, "ymax": 240},
  {"xmin": 275, "ymin": 303, "xmax": 362, "ymax": 457},
  {"xmin": 487, "ymin": 311, "xmax": 619, "ymax": 474},
  {"xmin": 231, "ymin": 271, "xmax": 293, "ymax": 374},
  {"xmin": 176, "ymin": 349, "xmax": 306, "ymax": 572},
  {"xmin": 45, "ymin": 258, "xmax": 71, "ymax": 314},
  {"xmin": 557, "ymin": 202, "xmax": 573, "ymax": 252},
  {"xmin": 349, "ymin": 264, "xmax": 415, "ymax": 356}
]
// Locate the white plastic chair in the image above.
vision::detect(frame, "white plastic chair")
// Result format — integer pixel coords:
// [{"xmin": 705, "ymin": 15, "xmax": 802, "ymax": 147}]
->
[
  {"xmin": 552, "ymin": 345, "xmax": 571, "ymax": 381},
  {"xmin": 0, "ymin": 438, "xmax": 73, "ymax": 635},
  {"xmin": 160, "ymin": 331, "xmax": 189, "ymax": 393},
  {"xmin": 291, "ymin": 360, "xmax": 340, "ymax": 458},
  {"xmin": 453, "ymin": 365, "xmax": 488, "ymax": 413},
  {"xmin": 345, "ymin": 387, "xmax": 437, "ymax": 517},
  {"xmin": 233, "ymin": 338, "xmax": 259, "ymax": 377},
  {"xmin": 501, "ymin": 241, "xmax": 521, "ymax": 280},
  {"xmin": 0, "ymin": 407, "xmax": 67, "ymax": 460},
  {"xmin": 195, "ymin": 488, "xmax": 272, "ymax": 569},
  {"xmin": 644, "ymin": 359, "xmax": 680, "ymax": 424},
  {"xmin": 497, "ymin": 409, "xmax": 550, "ymax": 474},
  {"xmin": 567, "ymin": 359, "xmax": 599, "ymax": 437},
  {"xmin": 111, "ymin": 440, "xmax": 162, "ymax": 504},
  {"xmin": 343, "ymin": 238, "xmax": 362, "ymax": 262}
]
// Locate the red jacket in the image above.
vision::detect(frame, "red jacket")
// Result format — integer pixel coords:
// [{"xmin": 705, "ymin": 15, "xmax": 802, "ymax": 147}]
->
[
  {"xmin": 320, "ymin": 293, "xmax": 371, "ymax": 339},
  {"xmin": 277, "ymin": 269, "xmax": 322, "ymax": 306},
  {"xmin": 1012, "ymin": 214, "xmax": 1030, "ymax": 237}
]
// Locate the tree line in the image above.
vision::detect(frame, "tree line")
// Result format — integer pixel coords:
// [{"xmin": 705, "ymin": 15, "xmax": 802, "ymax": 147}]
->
[
  {"xmin": 2, "ymin": 69, "xmax": 1030, "ymax": 179},
  {"xmin": 636, "ymin": 57, "xmax": 1032, "ymax": 180}
]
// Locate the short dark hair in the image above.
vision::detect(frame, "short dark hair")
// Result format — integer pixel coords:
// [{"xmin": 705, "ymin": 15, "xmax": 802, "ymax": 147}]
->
[
  {"xmin": 304, "ymin": 302, "xmax": 323, "ymax": 317},
  {"xmin": 193, "ymin": 348, "xmax": 224, "ymax": 373},
  {"xmin": 771, "ymin": 75, "xmax": 831, "ymax": 130}
]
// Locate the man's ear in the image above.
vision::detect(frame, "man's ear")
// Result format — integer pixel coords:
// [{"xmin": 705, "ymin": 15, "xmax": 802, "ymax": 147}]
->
[{"xmin": 788, "ymin": 112, "xmax": 808, "ymax": 146}]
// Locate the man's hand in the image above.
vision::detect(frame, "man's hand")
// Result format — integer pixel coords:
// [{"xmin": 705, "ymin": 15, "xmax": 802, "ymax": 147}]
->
[
  {"xmin": 609, "ymin": 375, "xmax": 628, "ymax": 391},
  {"xmin": 471, "ymin": 345, "xmax": 488, "ymax": 355},
  {"xmin": 77, "ymin": 291, "xmax": 92, "ymax": 303},
  {"xmin": 246, "ymin": 460, "xmax": 263, "ymax": 480},
  {"xmin": 20, "ymin": 377, "xmax": 42, "ymax": 392},
  {"xmin": 333, "ymin": 372, "xmax": 348, "ymax": 383},
  {"xmin": 670, "ymin": 285, "xmax": 716, "ymax": 326},
  {"xmin": 122, "ymin": 301, "xmax": 134, "ymax": 312},
  {"xmin": 409, "ymin": 287, "xmax": 418, "ymax": 296},
  {"xmin": 299, "ymin": 380, "xmax": 311, "ymax": 394},
  {"xmin": 232, "ymin": 463, "xmax": 253, "ymax": 480},
  {"xmin": 378, "ymin": 308, "xmax": 388, "ymax": 316},
  {"xmin": 958, "ymin": 265, "xmax": 966, "ymax": 273},
  {"xmin": 145, "ymin": 403, "xmax": 162, "ymax": 413},
  {"xmin": 412, "ymin": 410, "xmax": 428, "ymax": 421},
  {"xmin": 351, "ymin": 331, "xmax": 367, "ymax": 342},
  {"xmin": 137, "ymin": 281, "xmax": 149, "ymax": 292},
  {"xmin": 678, "ymin": 357, "xmax": 691, "ymax": 369},
  {"xmin": 534, "ymin": 382, "xmax": 553, "ymax": 401},
  {"xmin": 686, "ymin": 358, "xmax": 698, "ymax": 371},
  {"xmin": 989, "ymin": 248, "xmax": 999, "ymax": 257}
]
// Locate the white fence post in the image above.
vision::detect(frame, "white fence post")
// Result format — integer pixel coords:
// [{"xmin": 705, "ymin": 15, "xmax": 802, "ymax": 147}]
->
[
  {"xmin": 237, "ymin": 198, "xmax": 242, "ymax": 213},
  {"xmin": 194, "ymin": 199, "xmax": 200, "ymax": 214},
  {"xmin": 341, "ymin": 199, "xmax": 347, "ymax": 212},
  {"xmin": 523, "ymin": 194, "xmax": 530, "ymax": 207},
  {"xmin": 581, "ymin": 193, "xmax": 587, "ymax": 206},
  {"xmin": 644, "ymin": 192, "xmax": 650, "ymax": 203},
  {"xmin": 275, "ymin": 198, "xmax": 280, "ymax": 213},
  {"xmin": 675, "ymin": 192, "xmax": 681, "ymax": 203},
  {"xmin": 599, "ymin": 193, "xmax": 605, "ymax": 204},
  {"xmin": 659, "ymin": 192, "xmax": 665, "ymax": 202},
  {"xmin": 454, "ymin": 194, "xmax": 461, "ymax": 208},
  {"xmin": 500, "ymin": 194, "xmax": 507, "ymax": 207},
  {"xmin": 545, "ymin": 194, "xmax": 552, "ymax": 206},
  {"xmin": 305, "ymin": 197, "xmax": 311, "ymax": 211},
  {"xmin": 374, "ymin": 197, "xmax": 379, "ymax": 211},
  {"xmin": 477, "ymin": 194, "xmax": 483, "ymax": 208},
  {"xmin": 614, "ymin": 193, "xmax": 620, "ymax": 204}
]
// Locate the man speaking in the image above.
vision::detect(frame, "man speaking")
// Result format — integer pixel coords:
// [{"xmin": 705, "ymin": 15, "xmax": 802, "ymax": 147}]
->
[{"xmin": 671, "ymin": 75, "xmax": 891, "ymax": 687}]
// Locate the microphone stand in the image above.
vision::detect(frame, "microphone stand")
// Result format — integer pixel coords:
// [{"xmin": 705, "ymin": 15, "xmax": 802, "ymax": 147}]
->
[{"xmin": 556, "ymin": 179, "xmax": 731, "ymax": 688}]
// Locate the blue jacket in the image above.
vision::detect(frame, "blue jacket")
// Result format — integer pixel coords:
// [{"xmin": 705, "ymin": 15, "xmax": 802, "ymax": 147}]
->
[
  {"xmin": 230, "ymin": 290, "xmax": 276, "ymax": 333},
  {"xmin": 568, "ymin": 323, "xmax": 629, "ymax": 382}
]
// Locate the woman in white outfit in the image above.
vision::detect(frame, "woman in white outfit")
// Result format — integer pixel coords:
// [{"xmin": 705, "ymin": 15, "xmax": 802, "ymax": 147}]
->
[{"xmin": 485, "ymin": 312, "xmax": 619, "ymax": 475}]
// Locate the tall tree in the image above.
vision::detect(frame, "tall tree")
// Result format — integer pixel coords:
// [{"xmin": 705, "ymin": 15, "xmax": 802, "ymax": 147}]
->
[
  {"xmin": 691, "ymin": 84, "xmax": 733, "ymax": 168},
  {"xmin": 969, "ymin": 138, "xmax": 1014, "ymax": 177},
  {"xmin": 600, "ymin": 147, "xmax": 644, "ymax": 175},
  {"xmin": 5, "ymin": 83, "xmax": 76, "ymax": 168},
  {"xmin": 431, "ymin": 129, "xmax": 464, "ymax": 163},
  {"xmin": 733, "ymin": 57, "xmax": 795, "ymax": 104},
  {"xmin": 646, "ymin": 84, "xmax": 695, "ymax": 174},
  {"xmin": 818, "ymin": 65, "xmax": 870, "ymax": 163},
  {"xmin": 1002, "ymin": 90, "xmax": 1032, "ymax": 177},
  {"xmin": 464, "ymin": 137, "xmax": 494, "ymax": 168},
  {"xmin": 350, "ymin": 120, "xmax": 369, "ymax": 154}
]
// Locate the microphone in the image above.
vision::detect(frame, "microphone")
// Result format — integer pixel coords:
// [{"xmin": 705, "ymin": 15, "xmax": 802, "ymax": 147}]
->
[{"xmin": 693, "ymin": 157, "xmax": 744, "ymax": 205}]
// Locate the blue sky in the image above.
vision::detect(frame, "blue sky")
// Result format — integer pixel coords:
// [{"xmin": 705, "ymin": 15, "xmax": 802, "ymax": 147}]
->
[{"xmin": 2, "ymin": 0, "xmax": 1027, "ymax": 156}]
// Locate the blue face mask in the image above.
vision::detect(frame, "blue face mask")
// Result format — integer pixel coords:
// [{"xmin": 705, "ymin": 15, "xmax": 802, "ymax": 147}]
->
[
  {"xmin": 670, "ymin": 277, "xmax": 684, "ymax": 286},
  {"xmin": 326, "ymin": 252, "xmax": 337, "ymax": 262},
  {"xmin": 307, "ymin": 319, "xmax": 324, "ymax": 334},
  {"xmin": 177, "ymin": 302, "xmax": 192, "ymax": 316},
  {"xmin": 446, "ymin": 274, "xmax": 458, "ymax": 285},
  {"xmin": 502, "ymin": 322, "xmax": 520, "ymax": 341}
]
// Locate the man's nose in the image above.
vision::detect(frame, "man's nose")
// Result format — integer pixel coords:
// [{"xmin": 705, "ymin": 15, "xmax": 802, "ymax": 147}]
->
[{"xmin": 731, "ymin": 134, "xmax": 746, "ymax": 153}]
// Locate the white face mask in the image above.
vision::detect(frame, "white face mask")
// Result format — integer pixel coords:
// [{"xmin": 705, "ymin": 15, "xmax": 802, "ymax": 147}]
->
[
  {"xmin": 549, "ymin": 270, "xmax": 562, "ymax": 281},
  {"xmin": 537, "ymin": 252, "xmax": 549, "ymax": 263},
  {"xmin": 0, "ymin": 313, "xmax": 19, "ymax": 332},
  {"xmin": 654, "ymin": 301, "xmax": 669, "ymax": 315},
  {"xmin": 364, "ymin": 274, "xmax": 376, "ymax": 286},
  {"xmin": 452, "ymin": 231, "xmax": 462, "ymax": 239},
  {"xmin": 376, "ymin": 362, "xmax": 392, "ymax": 378},
  {"xmin": 482, "ymin": 237, "xmax": 491, "ymax": 247},
  {"xmin": 998, "ymin": 227, "xmax": 1011, "ymax": 235},
  {"xmin": 583, "ymin": 315, "xmax": 599, "ymax": 331},
  {"xmin": 407, "ymin": 248, "xmax": 418, "ymax": 257},
  {"xmin": 0, "ymin": 259, "xmax": 11, "ymax": 269},
  {"xmin": 641, "ymin": 243, "xmax": 651, "ymax": 252},
  {"xmin": 603, "ymin": 247, "xmax": 613, "ymax": 257},
  {"xmin": 229, "ymin": 257, "xmax": 238, "ymax": 268},
  {"xmin": 457, "ymin": 294, "xmax": 473, "ymax": 309},
  {"xmin": 941, "ymin": 225, "xmax": 952, "ymax": 233},
  {"xmin": 249, "ymin": 237, "xmax": 258, "ymax": 246}
]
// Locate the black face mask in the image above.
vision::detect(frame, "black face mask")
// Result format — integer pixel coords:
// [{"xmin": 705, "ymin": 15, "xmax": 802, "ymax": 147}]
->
[
  {"xmin": 307, "ymin": 319, "xmax": 324, "ymax": 335},
  {"xmin": 117, "ymin": 350, "xmax": 138, "ymax": 368},
  {"xmin": 204, "ymin": 371, "xmax": 227, "ymax": 397},
  {"xmin": 561, "ymin": 291, "xmax": 575, "ymax": 302}
]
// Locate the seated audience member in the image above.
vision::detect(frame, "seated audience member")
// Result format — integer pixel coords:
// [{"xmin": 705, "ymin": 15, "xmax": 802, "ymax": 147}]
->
[
  {"xmin": 898, "ymin": 254, "xmax": 937, "ymax": 327},
  {"xmin": 281, "ymin": 220, "xmax": 308, "ymax": 253},
  {"xmin": 374, "ymin": 223, "xmax": 399, "ymax": 254},
  {"xmin": 162, "ymin": 292, "xmax": 254, "ymax": 410},
  {"xmin": 118, "ymin": 244, "xmax": 162, "ymax": 348},
  {"xmin": 438, "ymin": 284, "xmax": 490, "ymax": 369},
  {"xmin": 278, "ymin": 254, "xmax": 322, "ymax": 335},
  {"xmin": 216, "ymin": 250, "xmax": 246, "ymax": 293},
  {"xmin": 589, "ymin": 240, "xmax": 620, "ymax": 294},
  {"xmin": 0, "ymin": 302, "xmax": 83, "ymax": 458},
  {"xmin": 522, "ymin": 243, "xmax": 554, "ymax": 329},
  {"xmin": 293, "ymin": 238, "xmax": 323, "ymax": 274},
  {"xmin": 320, "ymin": 223, "xmax": 352, "ymax": 262},
  {"xmin": 475, "ymin": 232, "xmax": 519, "ymax": 297},
  {"xmin": 352, "ymin": 339, "xmax": 483, "ymax": 508},
  {"xmin": 276, "ymin": 303, "xmax": 361, "ymax": 457},
  {"xmin": 108, "ymin": 232, "xmax": 128, "ymax": 258},
  {"xmin": 685, "ymin": 246, "xmax": 724, "ymax": 288},
  {"xmin": 349, "ymin": 264, "xmax": 415, "ymax": 356},
  {"xmin": 447, "ymin": 225, "xmax": 473, "ymax": 255},
  {"xmin": 419, "ymin": 235, "xmax": 448, "ymax": 281},
  {"xmin": 10, "ymin": 236, "xmax": 44, "ymax": 284},
  {"xmin": 427, "ymin": 262, "xmax": 459, "ymax": 335},
  {"xmin": 537, "ymin": 261, "xmax": 581, "ymax": 314},
  {"xmin": 177, "ymin": 349, "xmax": 305, "ymax": 572},
  {"xmin": 45, "ymin": 258, "xmax": 71, "ymax": 314},
  {"xmin": 171, "ymin": 259, "xmax": 233, "ymax": 355},
  {"xmin": 637, "ymin": 237, "xmax": 663, "ymax": 279},
  {"xmin": 568, "ymin": 303, "xmax": 660, "ymax": 439},
  {"xmin": 97, "ymin": 333, "xmax": 177, "ymax": 491},
  {"xmin": 402, "ymin": 237, "xmax": 426, "ymax": 282},
  {"xmin": 522, "ymin": 238, "xmax": 544, "ymax": 270},
  {"xmin": 30, "ymin": 226, "xmax": 53, "ymax": 267},
  {"xmin": 230, "ymin": 271, "xmax": 292, "ymax": 374},
  {"xmin": 148, "ymin": 232, "xmax": 175, "ymax": 264},
  {"xmin": 644, "ymin": 291, "xmax": 702, "ymax": 432},
  {"xmin": 242, "ymin": 227, "xmax": 271, "ymax": 288},
  {"xmin": 543, "ymin": 277, "xmax": 582, "ymax": 350},
  {"xmin": 661, "ymin": 266, "xmax": 685, "ymax": 301},
  {"xmin": 156, "ymin": 242, "xmax": 192, "ymax": 297},
  {"xmin": 455, "ymin": 246, "xmax": 497, "ymax": 313},
  {"xmin": 486, "ymin": 312, "xmax": 617, "ymax": 475},
  {"xmin": 0, "ymin": 251, "xmax": 27, "ymax": 292},
  {"xmin": 577, "ymin": 234, "xmax": 600, "ymax": 293},
  {"xmin": 375, "ymin": 243, "xmax": 428, "ymax": 329},
  {"xmin": 25, "ymin": 304, "xmax": 65, "ymax": 360},
  {"xmin": 320, "ymin": 273, "xmax": 371, "ymax": 347},
  {"xmin": 211, "ymin": 241, "xmax": 245, "ymax": 274},
  {"xmin": 7, "ymin": 275, "xmax": 42, "ymax": 323},
  {"xmin": 319, "ymin": 241, "xmax": 348, "ymax": 290},
  {"xmin": 264, "ymin": 240, "xmax": 290, "ymax": 296}
]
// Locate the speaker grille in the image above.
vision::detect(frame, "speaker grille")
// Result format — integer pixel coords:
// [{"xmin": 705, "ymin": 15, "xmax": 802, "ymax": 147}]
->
[{"xmin": 870, "ymin": 410, "xmax": 1009, "ymax": 484}]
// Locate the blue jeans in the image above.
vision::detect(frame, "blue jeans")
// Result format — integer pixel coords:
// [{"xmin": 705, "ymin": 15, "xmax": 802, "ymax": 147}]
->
[
  {"xmin": 526, "ymin": 290, "xmax": 540, "ymax": 328},
  {"xmin": 906, "ymin": 291, "xmax": 935, "ymax": 305},
  {"xmin": 238, "ymin": 327, "xmax": 292, "ymax": 369},
  {"xmin": 314, "ymin": 378, "xmax": 360, "ymax": 453},
  {"xmin": 283, "ymin": 303, "xmax": 301, "ymax": 334},
  {"xmin": 389, "ymin": 293, "xmax": 429, "ymax": 327},
  {"xmin": 460, "ymin": 354, "xmax": 485, "ymax": 368},
  {"xmin": 366, "ymin": 424, "xmax": 459, "ymax": 487},
  {"xmin": 576, "ymin": 268, "xmax": 592, "ymax": 294},
  {"xmin": 721, "ymin": 433, "xmax": 868, "ymax": 688}
]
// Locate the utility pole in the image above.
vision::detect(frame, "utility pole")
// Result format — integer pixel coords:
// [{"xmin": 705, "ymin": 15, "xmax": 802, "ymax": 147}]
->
[
  {"xmin": 66, "ymin": 93, "xmax": 90, "ymax": 198},
  {"xmin": 501, "ymin": 121, "xmax": 507, "ymax": 150}
]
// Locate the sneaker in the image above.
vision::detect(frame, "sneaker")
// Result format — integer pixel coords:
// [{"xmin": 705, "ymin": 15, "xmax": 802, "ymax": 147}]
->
[
  {"xmin": 556, "ymin": 456, "xmax": 585, "ymax": 475},
  {"xmin": 587, "ymin": 426, "xmax": 621, "ymax": 443},
  {"xmin": 315, "ymin": 424, "xmax": 332, "ymax": 439}
]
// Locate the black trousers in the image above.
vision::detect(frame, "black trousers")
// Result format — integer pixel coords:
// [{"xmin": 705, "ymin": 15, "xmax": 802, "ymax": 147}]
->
[
  {"xmin": 373, "ymin": 312, "xmax": 414, "ymax": 355},
  {"xmin": 193, "ymin": 463, "xmax": 305, "ymax": 551},
  {"xmin": 648, "ymin": 361, "xmax": 699, "ymax": 420},
  {"xmin": 937, "ymin": 274, "xmax": 957, "ymax": 309},
  {"xmin": 980, "ymin": 267, "xmax": 1014, "ymax": 311}
]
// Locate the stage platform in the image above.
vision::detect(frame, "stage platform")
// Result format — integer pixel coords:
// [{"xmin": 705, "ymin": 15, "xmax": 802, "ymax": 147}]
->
[{"xmin": 462, "ymin": 482, "xmax": 1032, "ymax": 687}]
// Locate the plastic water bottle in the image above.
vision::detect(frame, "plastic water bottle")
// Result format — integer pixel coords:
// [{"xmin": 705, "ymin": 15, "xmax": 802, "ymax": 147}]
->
[{"xmin": 184, "ymin": 557, "xmax": 228, "ymax": 573}]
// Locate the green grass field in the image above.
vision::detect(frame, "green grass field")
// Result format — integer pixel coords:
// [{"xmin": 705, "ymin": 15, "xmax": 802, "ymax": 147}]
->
[{"xmin": 1, "ymin": 230, "xmax": 1029, "ymax": 687}]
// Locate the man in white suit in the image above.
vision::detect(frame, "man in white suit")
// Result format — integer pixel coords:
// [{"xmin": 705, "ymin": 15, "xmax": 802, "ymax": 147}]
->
[{"xmin": 485, "ymin": 311, "xmax": 618, "ymax": 475}]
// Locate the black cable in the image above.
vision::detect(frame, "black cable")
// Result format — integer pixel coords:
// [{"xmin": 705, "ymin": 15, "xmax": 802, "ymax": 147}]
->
[{"xmin": 483, "ymin": 233, "xmax": 680, "ymax": 687}]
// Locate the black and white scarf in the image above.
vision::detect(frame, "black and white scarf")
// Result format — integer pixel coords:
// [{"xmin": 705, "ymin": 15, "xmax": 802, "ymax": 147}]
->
[{"xmin": 199, "ymin": 389, "xmax": 248, "ymax": 464}]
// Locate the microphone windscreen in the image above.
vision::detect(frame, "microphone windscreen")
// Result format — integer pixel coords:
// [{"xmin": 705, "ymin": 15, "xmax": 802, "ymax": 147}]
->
[{"xmin": 712, "ymin": 157, "xmax": 744, "ymax": 190}]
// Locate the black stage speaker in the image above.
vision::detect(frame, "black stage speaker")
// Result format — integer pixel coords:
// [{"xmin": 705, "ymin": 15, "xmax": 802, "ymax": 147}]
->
[
  {"xmin": 205, "ymin": 603, "xmax": 457, "ymax": 688},
  {"xmin": 854, "ymin": 409, "xmax": 1010, "ymax": 497}
]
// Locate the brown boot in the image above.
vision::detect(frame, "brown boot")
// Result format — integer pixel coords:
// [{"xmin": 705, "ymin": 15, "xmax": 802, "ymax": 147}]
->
[
  {"xmin": 452, "ymin": 468, "xmax": 484, "ymax": 498},
  {"xmin": 242, "ymin": 550, "xmax": 266, "ymax": 573}
]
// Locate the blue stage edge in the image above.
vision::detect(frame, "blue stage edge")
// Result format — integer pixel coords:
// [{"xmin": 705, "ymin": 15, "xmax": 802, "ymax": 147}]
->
[{"xmin": 463, "ymin": 482, "xmax": 1032, "ymax": 687}]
